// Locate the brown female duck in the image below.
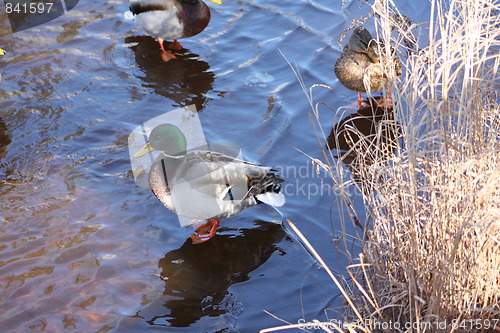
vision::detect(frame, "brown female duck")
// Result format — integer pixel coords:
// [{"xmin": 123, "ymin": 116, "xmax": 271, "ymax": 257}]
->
[{"xmin": 335, "ymin": 27, "xmax": 401, "ymax": 106}]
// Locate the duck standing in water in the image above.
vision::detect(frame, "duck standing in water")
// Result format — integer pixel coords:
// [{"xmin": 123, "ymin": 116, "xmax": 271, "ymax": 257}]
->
[
  {"xmin": 129, "ymin": 0, "xmax": 222, "ymax": 61},
  {"xmin": 133, "ymin": 124, "xmax": 285, "ymax": 244},
  {"xmin": 334, "ymin": 27, "xmax": 402, "ymax": 107}
]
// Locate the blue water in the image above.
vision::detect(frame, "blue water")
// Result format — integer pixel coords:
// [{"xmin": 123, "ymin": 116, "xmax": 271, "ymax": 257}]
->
[{"xmin": 0, "ymin": 0, "xmax": 429, "ymax": 332}]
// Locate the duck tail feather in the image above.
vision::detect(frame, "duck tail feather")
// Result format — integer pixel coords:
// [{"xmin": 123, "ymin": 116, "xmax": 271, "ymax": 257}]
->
[
  {"xmin": 247, "ymin": 171, "xmax": 285, "ymax": 206},
  {"xmin": 256, "ymin": 192, "xmax": 285, "ymax": 207}
]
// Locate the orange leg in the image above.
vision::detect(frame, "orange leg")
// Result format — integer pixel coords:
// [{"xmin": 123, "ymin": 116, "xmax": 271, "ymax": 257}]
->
[
  {"xmin": 190, "ymin": 219, "xmax": 221, "ymax": 244},
  {"xmin": 386, "ymin": 86, "xmax": 394, "ymax": 106},
  {"xmin": 357, "ymin": 92, "xmax": 363, "ymax": 105},
  {"xmin": 158, "ymin": 38, "xmax": 166, "ymax": 52},
  {"xmin": 357, "ymin": 92, "xmax": 369, "ymax": 108},
  {"xmin": 375, "ymin": 86, "xmax": 394, "ymax": 108},
  {"xmin": 167, "ymin": 40, "xmax": 183, "ymax": 51},
  {"xmin": 158, "ymin": 38, "xmax": 176, "ymax": 62}
]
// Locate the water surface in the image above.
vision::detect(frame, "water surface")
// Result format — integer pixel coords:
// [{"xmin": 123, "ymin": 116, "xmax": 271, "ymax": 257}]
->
[{"xmin": 0, "ymin": 0, "xmax": 429, "ymax": 331}]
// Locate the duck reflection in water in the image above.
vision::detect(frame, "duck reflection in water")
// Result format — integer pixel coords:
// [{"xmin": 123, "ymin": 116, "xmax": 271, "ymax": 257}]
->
[
  {"xmin": 0, "ymin": 115, "xmax": 11, "ymax": 160},
  {"xmin": 127, "ymin": 221, "xmax": 286, "ymax": 330},
  {"xmin": 126, "ymin": 36, "xmax": 216, "ymax": 111},
  {"xmin": 326, "ymin": 97, "xmax": 400, "ymax": 184}
]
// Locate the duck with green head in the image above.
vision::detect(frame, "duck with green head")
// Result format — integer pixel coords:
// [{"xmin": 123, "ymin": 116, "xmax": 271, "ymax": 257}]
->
[
  {"xmin": 129, "ymin": 0, "xmax": 222, "ymax": 62},
  {"xmin": 134, "ymin": 124, "xmax": 285, "ymax": 244},
  {"xmin": 334, "ymin": 27, "xmax": 402, "ymax": 107}
]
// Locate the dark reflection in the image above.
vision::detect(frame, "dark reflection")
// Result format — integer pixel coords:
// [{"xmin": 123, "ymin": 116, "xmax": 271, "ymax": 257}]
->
[
  {"xmin": 126, "ymin": 36, "xmax": 216, "ymax": 110},
  {"xmin": 0, "ymin": 115, "xmax": 11, "ymax": 160},
  {"xmin": 326, "ymin": 97, "xmax": 400, "ymax": 178},
  {"xmin": 135, "ymin": 221, "xmax": 285, "ymax": 330}
]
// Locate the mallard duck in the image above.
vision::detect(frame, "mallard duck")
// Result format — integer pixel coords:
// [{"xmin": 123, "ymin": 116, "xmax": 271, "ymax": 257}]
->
[
  {"xmin": 334, "ymin": 27, "xmax": 401, "ymax": 107},
  {"xmin": 0, "ymin": 49, "xmax": 5, "ymax": 82},
  {"xmin": 133, "ymin": 124, "xmax": 285, "ymax": 244},
  {"xmin": 129, "ymin": 0, "xmax": 222, "ymax": 61}
]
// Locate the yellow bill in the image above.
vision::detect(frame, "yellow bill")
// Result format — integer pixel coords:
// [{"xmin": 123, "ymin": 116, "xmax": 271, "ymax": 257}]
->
[
  {"xmin": 133, "ymin": 141, "xmax": 155, "ymax": 158},
  {"xmin": 207, "ymin": 0, "xmax": 222, "ymax": 4}
]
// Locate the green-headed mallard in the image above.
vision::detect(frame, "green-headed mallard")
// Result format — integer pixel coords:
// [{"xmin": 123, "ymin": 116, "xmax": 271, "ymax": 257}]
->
[
  {"xmin": 334, "ymin": 27, "xmax": 401, "ymax": 106},
  {"xmin": 134, "ymin": 124, "xmax": 285, "ymax": 243},
  {"xmin": 129, "ymin": 0, "xmax": 221, "ymax": 61}
]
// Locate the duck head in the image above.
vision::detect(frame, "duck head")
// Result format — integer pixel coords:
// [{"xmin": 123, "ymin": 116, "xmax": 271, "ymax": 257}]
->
[
  {"xmin": 134, "ymin": 124, "xmax": 187, "ymax": 158},
  {"xmin": 348, "ymin": 27, "xmax": 381, "ymax": 63},
  {"xmin": 366, "ymin": 40, "xmax": 381, "ymax": 63}
]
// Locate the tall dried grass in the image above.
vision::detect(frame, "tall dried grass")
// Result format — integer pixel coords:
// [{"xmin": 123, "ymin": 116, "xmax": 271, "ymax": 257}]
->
[
  {"xmin": 344, "ymin": 0, "xmax": 500, "ymax": 330},
  {"xmin": 263, "ymin": 0, "xmax": 499, "ymax": 331},
  {"xmin": 356, "ymin": 0, "xmax": 500, "ymax": 332}
]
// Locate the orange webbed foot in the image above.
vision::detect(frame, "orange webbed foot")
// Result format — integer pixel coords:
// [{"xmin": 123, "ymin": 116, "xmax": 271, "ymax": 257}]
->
[
  {"xmin": 167, "ymin": 40, "xmax": 183, "ymax": 51},
  {"xmin": 189, "ymin": 219, "xmax": 221, "ymax": 244},
  {"xmin": 158, "ymin": 38, "xmax": 177, "ymax": 62},
  {"xmin": 374, "ymin": 97, "xmax": 393, "ymax": 108},
  {"xmin": 161, "ymin": 51, "xmax": 177, "ymax": 62}
]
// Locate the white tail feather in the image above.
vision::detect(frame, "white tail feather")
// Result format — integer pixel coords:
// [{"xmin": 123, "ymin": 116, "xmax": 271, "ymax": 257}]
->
[{"xmin": 256, "ymin": 192, "xmax": 285, "ymax": 207}]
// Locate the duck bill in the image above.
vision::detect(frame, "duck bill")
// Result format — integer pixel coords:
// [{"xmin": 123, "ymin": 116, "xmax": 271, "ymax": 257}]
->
[
  {"xmin": 0, "ymin": 49, "xmax": 6, "ymax": 56},
  {"xmin": 207, "ymin": 0, "xmax": 222, "ymax": 4},
  {"xmin": 133, "ymin": 141, "xmax": 155, "ymax": 158}
]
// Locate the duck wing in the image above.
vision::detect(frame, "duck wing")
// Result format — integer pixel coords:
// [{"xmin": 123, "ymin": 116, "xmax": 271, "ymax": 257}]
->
[
  {"xmin": 178, "ymin": 151, "xmax": 285, "ymax": 207},
  {"xmin": 130, "ymin": 0, "xmax": 175, "ymax": 15},
  {"xmin": 149, "ymin": 150, "xmax": 284, "ymax": 220},
  {"xmin": 177, "ymin": 151, "xmax": 268, "ymax": 200}
]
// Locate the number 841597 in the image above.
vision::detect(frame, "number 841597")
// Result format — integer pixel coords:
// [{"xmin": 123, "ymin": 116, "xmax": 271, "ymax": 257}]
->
[{"xmin": 5, "ymin": 2, "xmax": 54, "ymax": 14}]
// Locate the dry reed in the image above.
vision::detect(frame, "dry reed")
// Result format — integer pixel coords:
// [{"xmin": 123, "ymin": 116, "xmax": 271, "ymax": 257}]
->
[
  {"xmin": 354, "ymin": 0, "xmax": 500, "ymax": 330},
  {"xmin": 264, "ymin": 0, "xmax": 500, "ymax": 331}
]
